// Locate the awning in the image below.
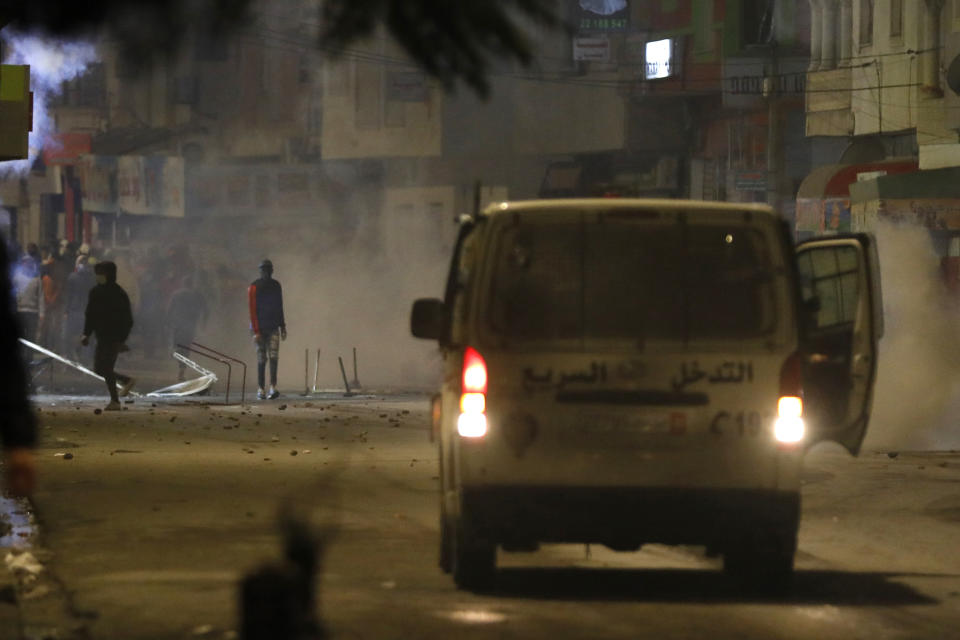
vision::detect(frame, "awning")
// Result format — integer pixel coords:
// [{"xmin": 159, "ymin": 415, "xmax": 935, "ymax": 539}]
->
[
  {"xmin": 849, "ymin": 166, "xmax": 960, "ymax": 231},
  {"xmin": 797, "ymin": 158, "xmax": 919, "ymax": 200}
]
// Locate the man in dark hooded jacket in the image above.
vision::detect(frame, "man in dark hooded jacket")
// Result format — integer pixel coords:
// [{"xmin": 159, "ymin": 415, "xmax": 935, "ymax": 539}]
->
[{"xmin": 82, "ymin": 261, "xmax": 135, "ymax": 410}]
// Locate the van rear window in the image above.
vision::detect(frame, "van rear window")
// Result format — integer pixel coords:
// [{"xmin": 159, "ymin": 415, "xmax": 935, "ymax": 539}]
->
[{"xmin": 486, "ymin": 209, "xmax": 781, "ymax": 347}]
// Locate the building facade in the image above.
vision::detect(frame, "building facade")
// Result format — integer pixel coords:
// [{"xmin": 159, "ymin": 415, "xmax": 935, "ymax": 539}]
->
[{"xmin": 802, "ymin": 0, "xmax": 960, "ymax": 258}]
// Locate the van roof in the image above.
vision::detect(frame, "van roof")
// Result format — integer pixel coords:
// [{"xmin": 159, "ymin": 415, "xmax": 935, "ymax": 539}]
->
[{"xmin": 481, "ymin": 198, "xmax": 777, "ymax": 218}]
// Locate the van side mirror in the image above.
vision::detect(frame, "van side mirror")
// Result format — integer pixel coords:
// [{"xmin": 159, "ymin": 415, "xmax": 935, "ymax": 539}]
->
[
  {"xmin": 804, "ymin": 296, "xmax": 821, "ymax": 314},
  {"xmin": 411, "ymin": 298, "xmax": 445, "ymax": 340}
]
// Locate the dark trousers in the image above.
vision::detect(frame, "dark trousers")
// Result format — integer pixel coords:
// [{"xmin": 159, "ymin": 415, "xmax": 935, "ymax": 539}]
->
[
  {"xmin": 16, "ymin": 311, "xmax": 38, "ymax": 343},
  {"xmin": 94, "ymin": 340, "xmax": 131, "ymax": 403}
]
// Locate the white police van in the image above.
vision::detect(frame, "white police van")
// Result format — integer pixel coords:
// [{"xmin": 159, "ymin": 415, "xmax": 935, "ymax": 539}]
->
[{"xmin": 411, "ymin": 199, "xmax": 882, "ymax": 590}]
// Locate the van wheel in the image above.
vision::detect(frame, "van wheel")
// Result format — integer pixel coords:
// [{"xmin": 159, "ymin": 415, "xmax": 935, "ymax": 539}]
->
[
  {"xmin": 438, "ymin": 449, "xmax": 453, "ymax": 573},
  {"xmin": 451, "ymin": 517, "xmax": 495, "ymax": 590}
]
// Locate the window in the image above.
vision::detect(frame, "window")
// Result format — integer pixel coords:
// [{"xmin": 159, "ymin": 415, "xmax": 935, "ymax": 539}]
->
[
  {"xmin": 384, "ymin": 100, "xmax": 406, "ymax": 128},
  {"xmin": 859, "ymin": 0, "xmax": 874, "ymax": 46},
  {"xmin": 59, "ymin": 63, "xmax": 106, "ymax": 108},
  {"xmin": 487, "ymin": 210, "xmax": 781, "ymax": 347},
  {"xmin": 890, "ymin": 0, "xmax": 903, "ymax": 38},
  {"xmin": 325, "ymin": 61, "xmax": 351, "ymax": 98},
  {"xmin": 355, "ymin": 62, "xmax": 381, "ymax": 130},
  {"xmin": 742, "ymin": 0, "xmax": 774, "ymax": 47},
  {"xmin": 797, "ymin": 246, "xmax": 860, "ymax": 330}
]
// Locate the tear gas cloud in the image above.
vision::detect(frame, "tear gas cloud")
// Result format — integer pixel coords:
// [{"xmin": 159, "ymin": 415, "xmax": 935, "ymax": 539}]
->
[
  {"xmin": 1, "ymin": 30, "xmax": 98, "ymax": 174},
  {"xmin": 119, "ymin": 202, "xmax": 449, "ymax": 394},
  {"xmin": 863, "ymin": 220, "xmax": 960, "ymax": 452}
]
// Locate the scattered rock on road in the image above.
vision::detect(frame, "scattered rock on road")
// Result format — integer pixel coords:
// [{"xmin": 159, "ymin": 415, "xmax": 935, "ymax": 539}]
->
[{"xmin": 888, "ymin": 451, "xmax": 899, "ymax": 459}]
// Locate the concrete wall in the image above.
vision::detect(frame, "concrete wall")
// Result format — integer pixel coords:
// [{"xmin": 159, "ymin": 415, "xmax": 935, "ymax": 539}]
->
[{"xmin": 320, "ymin": 43, "xmax": 445, "ymax": 160}]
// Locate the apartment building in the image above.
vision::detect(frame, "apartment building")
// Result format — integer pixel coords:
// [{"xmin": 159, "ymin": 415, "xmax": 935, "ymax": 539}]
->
[{"xmin": 801, "ymin": 0, "xmax": 960, "ymax": 263}]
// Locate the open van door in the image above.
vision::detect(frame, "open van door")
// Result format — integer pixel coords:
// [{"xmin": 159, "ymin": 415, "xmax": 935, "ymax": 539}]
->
[{"xmin": 796, "ymin": 234, "xmax": 883, "ymax": 455}]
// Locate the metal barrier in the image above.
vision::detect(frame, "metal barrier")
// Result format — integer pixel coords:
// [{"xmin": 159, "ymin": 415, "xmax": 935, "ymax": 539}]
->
[
  {"xmin": 175, "ymin": 343, "xmax": 246, "ymax": 405},
  {"xmin": 189, "ymin": 342, "xmax": 247, "ymax": 406}
]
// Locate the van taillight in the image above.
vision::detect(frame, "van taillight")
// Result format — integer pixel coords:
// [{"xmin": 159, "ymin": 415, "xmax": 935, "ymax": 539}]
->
[
  {"xmin": 458, "ymin": 347, "xmax": 487, "ymax": 438},
  {"xmin": 775, "ymin": 351, "xmax": 805, "ymax": 445}
]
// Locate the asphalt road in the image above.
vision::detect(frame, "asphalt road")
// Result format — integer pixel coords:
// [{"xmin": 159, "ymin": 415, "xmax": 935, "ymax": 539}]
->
[{"xmin": 3, "ymin": 392, "xmax": 959, "ymax": 639}]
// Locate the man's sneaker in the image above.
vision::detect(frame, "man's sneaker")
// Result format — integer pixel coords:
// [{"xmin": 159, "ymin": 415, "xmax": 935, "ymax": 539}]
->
[
  {"xmin": 104, "ymin": 401, "xmax": 122, "ymax": 411},
  {"xmin": 268, "ymin": 389, "xmax": 280, "ymax": 400},
  {"xmin": 257, "ymin": 389, "xmax": 267, "ymax": 400},
  {"xmin": 119, "ymin": 377, "xmax": 136, "ymax": 397}
]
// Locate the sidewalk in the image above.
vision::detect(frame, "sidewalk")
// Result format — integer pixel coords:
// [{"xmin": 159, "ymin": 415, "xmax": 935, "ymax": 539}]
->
[{"xmin": 0, "ymin": 494, "xmax": 83, "ymax": 640}]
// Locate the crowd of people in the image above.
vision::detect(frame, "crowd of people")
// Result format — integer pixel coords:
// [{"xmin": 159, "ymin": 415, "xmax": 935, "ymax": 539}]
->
[
  {"xmin": 7, "ymin": 235, "xmax": 297, "ymax": 412},
  {"xmin": 7, "ymin": 239, "xmax": 215, "ymax": 371},
  {"xmin": 10, "ymin": 239, "xmax": 97, "ymax": 361}
]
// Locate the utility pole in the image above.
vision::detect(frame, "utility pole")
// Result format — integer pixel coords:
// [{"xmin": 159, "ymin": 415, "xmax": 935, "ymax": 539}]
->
[{"xmin": 765, "ymin": 40, "xmax": 783, "ymax": 213}]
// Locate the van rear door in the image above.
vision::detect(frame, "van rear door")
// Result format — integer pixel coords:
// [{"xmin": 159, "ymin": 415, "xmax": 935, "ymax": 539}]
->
[{"xmin": 796, "ymin": 234, "xmax": 883, "ymax": 455}]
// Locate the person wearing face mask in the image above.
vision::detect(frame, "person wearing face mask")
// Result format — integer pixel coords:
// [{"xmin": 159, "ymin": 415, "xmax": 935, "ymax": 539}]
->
[{"xmin": 81, "ymin": 261, "xmax": 135, "ymax": 410}]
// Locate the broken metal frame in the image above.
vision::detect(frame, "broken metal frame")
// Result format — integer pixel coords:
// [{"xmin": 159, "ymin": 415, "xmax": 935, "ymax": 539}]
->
[
  {"xmin": 175, "ymin": 343, "xmax": 236, "ymax": 405},
  {"xmin": 188, "ymin": 342, "xmax": 246, "ymax": 406},
  {"xmin": 18, "ymin": 338, "xmax": 141, "ymax": 397},
  {"xmin": 337, "ymin": 356, "xmax": 355, "ymax": 397},
  {"xmin": 173, "ymin": 352, "xmax": 217, "ymax": 378},
  {"xmin": 351, "ymin": 347, "xmax": 362, "ymax": 389},
  {"xmin": 146, "ymin": 372, "xmax": 218, "ymax": 398}
]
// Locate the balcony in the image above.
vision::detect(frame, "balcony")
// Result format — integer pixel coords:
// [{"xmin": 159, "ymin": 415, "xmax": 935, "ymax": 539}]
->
[{"xmin": 805, "ymin": 67, "xmax": 854, "ymax": 137}]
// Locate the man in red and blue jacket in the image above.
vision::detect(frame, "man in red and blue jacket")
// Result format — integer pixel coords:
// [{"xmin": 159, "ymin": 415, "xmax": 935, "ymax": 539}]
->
[{"xmin": 248, "ymin": 259, "xmax": 287, "ymax": 399}]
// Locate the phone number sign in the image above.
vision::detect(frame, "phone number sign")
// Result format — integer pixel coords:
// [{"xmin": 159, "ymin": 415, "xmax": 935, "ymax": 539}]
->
[{"xmin": 574, "ymin": 0, "xmax": 629, "ymax": 31}]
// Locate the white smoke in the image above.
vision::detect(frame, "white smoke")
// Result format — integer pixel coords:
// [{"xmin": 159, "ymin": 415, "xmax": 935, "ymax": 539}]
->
[
  {"xmin": 0, "ymin": 30, "xmax": 99, "ymax": 173},
  {"xmin": 863, "ymin": 219, "xmax": 960, "ymax": 452}
]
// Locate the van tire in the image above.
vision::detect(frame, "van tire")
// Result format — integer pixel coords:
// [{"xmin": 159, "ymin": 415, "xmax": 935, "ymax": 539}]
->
[
  {"xmin": 438, "ymin": 448, "xmax": 453, "ymax": 573},
  {"xmin": 451, "ymin": 517, "xmax": 495, "ymax": 590}
]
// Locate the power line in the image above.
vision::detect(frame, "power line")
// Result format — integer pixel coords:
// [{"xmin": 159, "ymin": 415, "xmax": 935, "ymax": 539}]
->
[
  {"xmin": 240, "ymin": 28, "xmax": 938, "ymax": 98},
  {"xmin": 244, "ymin": 10, "xmax": 945, "ymax": 70}
]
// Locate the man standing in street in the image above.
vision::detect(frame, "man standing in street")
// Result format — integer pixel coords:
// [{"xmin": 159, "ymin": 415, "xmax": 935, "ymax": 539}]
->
[
  {"xmin": 248, "ymin": 259, "xmax": 286, "ymax": 400},
  {"xmin": 82, "ymin": 261, "xmax": 135, "ymax": 410}
]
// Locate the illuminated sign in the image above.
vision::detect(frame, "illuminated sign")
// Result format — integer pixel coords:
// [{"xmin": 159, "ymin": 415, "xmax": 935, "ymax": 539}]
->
[{"xmin": 644, "ymin": 39, "xmax": 673, "ymax": 80}]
